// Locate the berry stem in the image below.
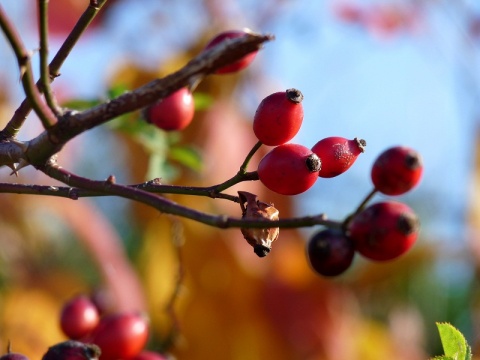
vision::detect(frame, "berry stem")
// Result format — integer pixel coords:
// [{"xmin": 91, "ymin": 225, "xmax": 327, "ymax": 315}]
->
[
  {"xmin": 342, "ymin": 187, "xmax": 377, "ymax": 229},
  {"xmin": 239, "ymin": 140, "xmax": 263, "ymax": 173}
]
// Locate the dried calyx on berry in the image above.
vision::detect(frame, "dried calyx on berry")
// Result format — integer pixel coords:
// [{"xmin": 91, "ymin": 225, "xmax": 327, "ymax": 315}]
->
[
  {"xmin": 42, "ymin": 341, "xmax": 100, "ymax": 360},
  {"xmin": 238, "ymin": 191, "xmax": 279, "ymax": 257}
]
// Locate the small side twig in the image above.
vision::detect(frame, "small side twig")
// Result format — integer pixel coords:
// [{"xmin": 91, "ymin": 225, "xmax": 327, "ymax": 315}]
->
[
  {"xmin": 2, "ymin": 0, "xmax": 108, "ymax": 137},
  {"xmin": 0, "ymin": 5, "xmax": 57, "ymax": 129},
  {"xmin": 38, "ymin": 0, "xmax": 61, "ymax": 116}
]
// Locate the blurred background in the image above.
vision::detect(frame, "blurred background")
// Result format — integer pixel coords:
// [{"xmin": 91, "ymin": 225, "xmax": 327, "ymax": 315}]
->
[{"xmin": 1, "ymin": 0, "xmax": 480, "ymax": 359}]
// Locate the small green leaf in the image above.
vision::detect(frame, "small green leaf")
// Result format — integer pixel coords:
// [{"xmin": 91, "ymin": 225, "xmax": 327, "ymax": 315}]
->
[
  {"xmin": 169, "ymin": 145, "xmax": 203, "ymax": 173},
  {"xmin": 435, "ymin": 322, "xmax": 472, "ymax": 360},
  {"xmin": 193, "ymin": 92, "xmax": 214, "ymax": 111}
]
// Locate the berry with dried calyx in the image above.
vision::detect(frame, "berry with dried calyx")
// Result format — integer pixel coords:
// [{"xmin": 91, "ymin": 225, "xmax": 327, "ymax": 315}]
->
[
  {"xmin": 311, "ymin": 137, "xmax": 366, "ymax": 178},
  {"xmin": 41, "ymin": 341, "xmax": 100, "ymax": 360},
  {"xmin": 371, "ymin": 146, "xmax": 423, "ymax": 195},
  {"xmin": 253, "ymin": 89, "xmax": 304, "ymax": 146},
  {"xmin": 258, "ymin": 143, "xmax": 321, "ymax": 195},
  {"xmin": 347, "ymin": 201, "xmax": 419, "ymax": 261}
]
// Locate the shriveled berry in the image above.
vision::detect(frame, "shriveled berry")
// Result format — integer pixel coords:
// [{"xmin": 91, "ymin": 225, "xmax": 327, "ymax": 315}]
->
[
  {"xmin": 258, "ymin": 143, "xmax": 321, "ymax": 195},
  {"xmin": 204, "ymin": 29, "xmax": 258, "ymax": 74},
  {"xmin": 144, "ymin": 88, "xmax": 195, "ymax": 131},
  {"xmin": 371, "ymin": 146, "xmax": 423, "ymax": 195},
  {"xmin": 347, "ymin": 201, "xmax": 419, "ymax": 261},
  {"xmin": 311, "ymin": 137, "xmax": 366, "ymax": 178},
  {"xmin": 60, "ymin": 295, "xmax": 100, "ymax": 340},
  {"xmin": 91, "ymin": 312, "xmax": 149, "ymax": 360},
  {"xmin": 253, "ymin": 89, "xmax": 304, "ymax": 146},
  {"xmin": 42, "ymin": 341, "xmax": 100, "ymax": 360},
  {"xmin": 307, "ymin": 228, "xmax": 355, "ymax": 276}
]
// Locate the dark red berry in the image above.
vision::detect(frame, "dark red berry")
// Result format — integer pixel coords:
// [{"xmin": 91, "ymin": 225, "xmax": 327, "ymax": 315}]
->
[
  {"xmin": 204, "ymin": 29, "xmax": 258, "ymax": 74},
  {"xmin": 42, "ymin": 341, "xmax": 100, "ymax": 360},
  {"xmin": 311, "ymin": 137, "xmax": 366, "ymax": 178},
  {"xmin": 347, "ymin": 201, "xmax": 419, "ymax": 261},
  {"xmin": 307, "ymin": 228, "xmax": 355, "ymax": 276},
  {"xmin": 130, "ymin": 351, "xmax": 168, "ymax": 360},
  {"xmin": 371, "ymin": 146, "xmax": 423, "ymax": 195},
  {"xmin": 144, "ymin": 88, "xmax": 194, "ymax": 131},
  {"xmin": 253, "ymin": 89, "xmax": 304, "ymax": 146},
  {"xmin": 258, "ymin": 143, "xmax": 321, "ymax": 195},
  {"xmin": 91, "ymin": 312, "xmax": 149, "ymax": 360},
  {"xmin": 0, "ymin": 352, "xmax": 29, "ymax": 360},
  {"xmin": 60, "ymin": 295, "xmax": 100, "ymax": 340}
]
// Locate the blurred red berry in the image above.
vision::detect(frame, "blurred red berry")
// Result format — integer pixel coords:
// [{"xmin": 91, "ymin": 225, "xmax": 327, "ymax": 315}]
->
[
  {"xmin": 258, "ymin": 143, "xmax": 321, "ymax": 195},
  {"xmin": 60, "ymin": 295, "xmax": 100, "ymax": 340},
  {"xmin": 347, "ymin": 201, "xmax": 419, "ymax": 261},
  {"xmin": 0, "ymin": 352, "xmax": 29, "ymax": 360},
  {"xmin": 253, "ymin": 89, "xmax": 304, "ymax": 146},
  {"xmin": 91, "ymin": 312, "xmax": 149, "ymax": 360},
  {"xmin": 311, "ymin": 137, "xmax": 366, "ymax": 178},
  {"xmin": 204, "ymin": 29, "xmax": 258, "ymax": 74},
  {"xmin": 371, "ymin": 146, "xmax": 423, "ymax": 195},
  {"xmin": 145, "ymin": 88, "xmax": 195, "ymax": 131},
  {"xmin": 307, "ymin": 228, "xmax": 355, "ymax": 276}
]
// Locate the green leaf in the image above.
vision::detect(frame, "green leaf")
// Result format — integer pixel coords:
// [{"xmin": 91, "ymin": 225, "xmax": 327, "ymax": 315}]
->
[
  {"xmin": 169, "ymin": 145, "xmax": 203, "ymax": 173},
  {"xmin": 434, "ymin": 322, "xmax": 472, "ymax": 360},
  {"xmin": 193, "ymin": 92, "xmax": 214, "ymax": 111}
]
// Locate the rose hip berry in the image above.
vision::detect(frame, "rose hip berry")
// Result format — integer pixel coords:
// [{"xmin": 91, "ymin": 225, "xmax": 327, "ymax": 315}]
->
[
  {"xmin": 144, "ymin": 87, "xmax": 194, "ymax": 131},
  {"xmin": 258, "ymin": 143, "xmax": 321, "ymax": 195},
  {"xmin": 204, "ymin": 29, "xmax": 258, "ymax": 74},
  {"xmin": 0, "ymin": 352, "xmax": 29, "ymax": 360},
  {"xmin": 91, "ymin": 312, "xmax": 149, "ymax": 360},
  {"xmin": 60, "ymin": 295, "xmax": 100, "ymax": 340},
  {"xmin": 307, "ymin": 228, "xmax": 355, "ymax": 276},
  {"xmin": 311, "ymin": 137, "xmax": 366, "ymax": 178},
  {"xmin": 347, "ymin": 201, "xmax": 419, "ymax": 261},
  {"xmin": 42, "ymin": 341, "xmax": 100, "ymax": 360},
  {"xmin": 371, "ymin": 146, "xmax": 423, "ymax": 195},
  {"xmin": 253, "ymin": 89, "xmax": 304, "ymax": 146}
]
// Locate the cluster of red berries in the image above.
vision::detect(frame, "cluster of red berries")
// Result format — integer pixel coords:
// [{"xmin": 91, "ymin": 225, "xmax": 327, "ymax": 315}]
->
[
  {"xmin": 307, "ymin": 146, "xmax": 423, "ymax": 276},
  {"xmin": 144, "ymin": 29, "xmax": 258, "ymax": 132},
  {"xmin": 57, "ymin": 294, "xmax": 166, "ymax": 360},
  {"xmin": 252, "ymin": 88, "xmax": 367, "ymax": 195}
]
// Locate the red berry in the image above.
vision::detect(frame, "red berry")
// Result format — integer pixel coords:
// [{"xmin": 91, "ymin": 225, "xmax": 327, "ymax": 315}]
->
[
  {"xmin": 60, "ymin": 295, "xmax": 100, "ymax": 340},
  {"xmin": 91, "ymin": 312, "xmax": 149, "ymax": 360},
  {"xmin": 347, "ymin": 201, "xmax": 419, "ymax": 261},
  {"xmin": 306, "ymin": 228, "xmax": 355, "ymax": 276},
  {"xmin": 258, "ymin": 143, "xmax": 321, "ymax": 195},
  {"xmin": 145, "ymin": 88, "xmax": 194, "ymax": 131},
  {"xmin": 204, "ymin": 29, "xmax": 258, "ymax": 74},
  {"xmin": 130, "ymin": 351, "xmax": 168, "ymax": 360},
  {"xmin": 0, "ymin": 353, "xmax": 29, "ymax": 360},
  {"xmin": 253, "ymin": 89, "xmax": 304, "ymax": 146},
  {"xmin": 371, "ymin": 146, "xmax": 423, "ymax": 195},
  {"xmin": 311, "ymin": 137, "xmax": 366, "ymax": 178},
  {"xmin": 42, "ymin": 341, "xmax": 100, "ymax": 360}
]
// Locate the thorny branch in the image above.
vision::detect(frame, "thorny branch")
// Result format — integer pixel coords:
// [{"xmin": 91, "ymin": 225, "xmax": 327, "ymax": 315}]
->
[{"xmin": 0, "ymin": 4, "xmax": 343, "ymax": 233}]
